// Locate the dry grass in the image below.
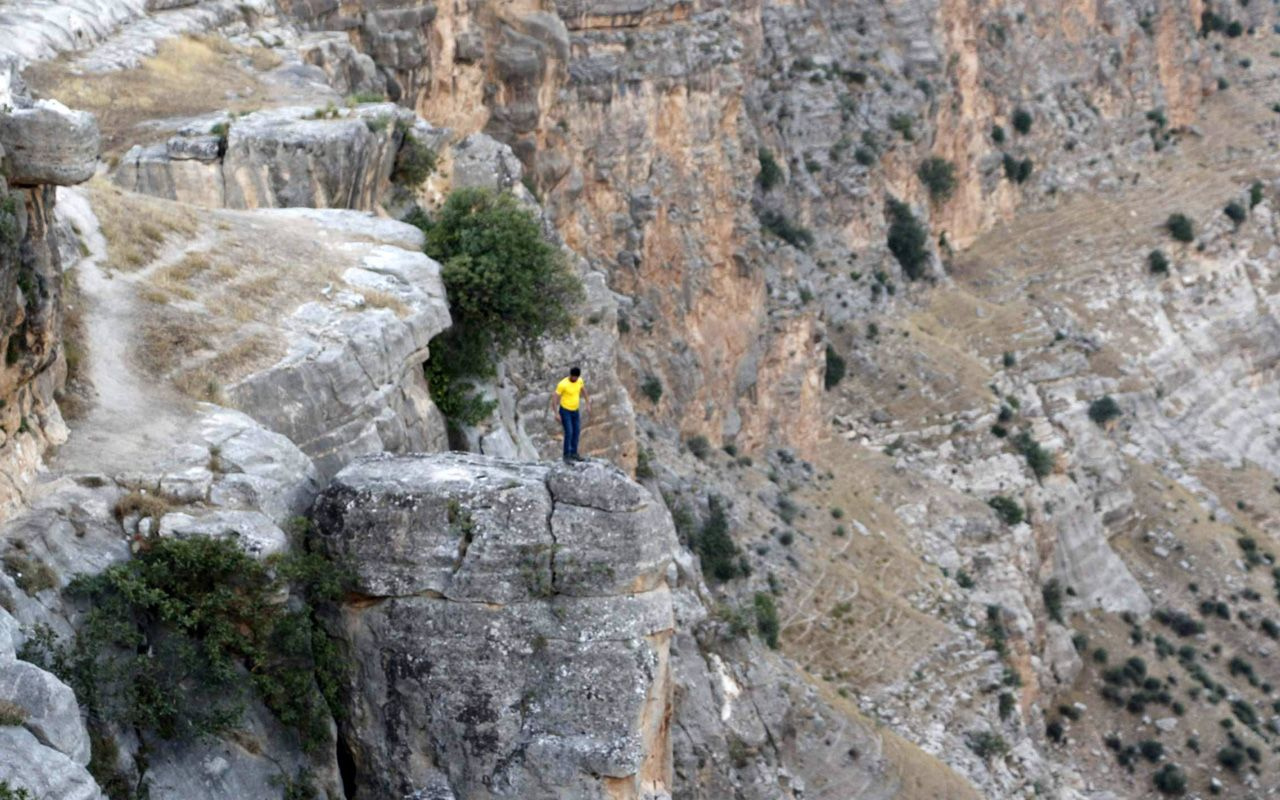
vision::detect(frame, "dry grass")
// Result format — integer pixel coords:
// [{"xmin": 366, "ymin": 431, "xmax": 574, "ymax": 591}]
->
[
  {"xmin": 25, "ymin": 36, "xmax": 274, "ymax": 156},
  {"xmin": 360, "ymin": 288, "xmax": 410, "ymax": 317},
  {"xmin": 57, "ymin": 267, "xmax": 91, "ymax": 420},
  {"xmin": 113, "ymin": 489, "xmax": 170, "ymax": 523},
  {"xmin": 0, "ymin": 699, "xmax": 27, "ymax": 727},
  {"xmin": 87, "ymin": 181, "xmax": 198, "ymax": 272}
]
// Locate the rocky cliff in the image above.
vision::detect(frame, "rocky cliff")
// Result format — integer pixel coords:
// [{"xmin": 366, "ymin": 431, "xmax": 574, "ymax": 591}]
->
[{"xmin": 2, "ymin": 1, "xmax": 1280, "ymax": 799}]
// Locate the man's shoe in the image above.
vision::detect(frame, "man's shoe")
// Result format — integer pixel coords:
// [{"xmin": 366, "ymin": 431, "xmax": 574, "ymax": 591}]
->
[
  {"xmin": 571, "ymin": 453, "xmax": 586, "ymax": 462},
  {"xmin": 562, "ymin": 456, "xmax": 573, "ymax": 464}
]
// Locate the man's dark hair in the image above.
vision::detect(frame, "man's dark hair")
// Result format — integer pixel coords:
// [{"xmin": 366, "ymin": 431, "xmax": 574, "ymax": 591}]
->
[{"xmin": 569, "ymin": 366, "xmax": 581, "ymax": 378}]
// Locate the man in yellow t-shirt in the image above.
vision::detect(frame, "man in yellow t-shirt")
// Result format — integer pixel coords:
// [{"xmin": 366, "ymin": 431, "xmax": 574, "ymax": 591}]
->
[{"xmin": 549, "ymin": 366, "xmax": 587, "ymax": 462}]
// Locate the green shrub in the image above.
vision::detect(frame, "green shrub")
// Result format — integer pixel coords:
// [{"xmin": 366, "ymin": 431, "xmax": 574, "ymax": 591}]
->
[
  {"xmin": 956, "ymin": 569, "xmax": 975, "ymax": 589},
  {"xmin": 1011, "ymin": 108, "xmax": 1033, "ymax": 135},
  {"xmin": 1002, "ymin": 154, "xmax": 1033, "ymax": 183},
  {"xmin": 21, "ymin": 538, "xmax": 348, "ymax": 750},
  {"xmin": 415, "ymin": 189, "xmax": 582, "ymax": 423},
  {"xmin": 1217, "ymin": 746, "xmax": 1245, "ymax": 770},
  {"xmin": 686, "ymin": 435, "xmax": 711, "ymax": 460},
  {"xmin": 991, "ymin": 124, "xmax": 1006, "ymax": 144},
  {"xmin": 0, "ymin": 783, "xmax": 34, "ymax": 800},
  {"xmin": 1092, "ymin": 647, "xmax": 1108, "ymax": 663},
  {"xmin": 888, "ymin": 113, "xmax": 915, "ymax": 140},
  {"xmin": 1224, "ymin": 201, "xmax": 1247, "ymax": 226},
  {"xmin": 754, "ymin": 592, "xmax": 780, "ymax": 648},
  {"xmin": 966, "ymin": 730, "xmax": 1009, "ymax": 760},
  {"xmin": 635, "ymin": 448, "xmax": 654, "ymax": 480},
  {"xmin": 640, "ymin": 375, "xmax": 663, "ymax": 404},
  {"xmin": 1148, "ymin": 249, "xmax": 1169, "ymax": 274},
  {"xmin": 694, "ymin": 496, "xmax": 743, "ymax": 582},
  {"xmin": 1226, "ymin": 20, "xmax": 1244, "ymax": 37},
  {"xmin": 1152, "ymin": 764, "xmax": 1186, "ymax": 795},
  {"xmin": 917, "ymin": 157, "xmax": 957, "ymax": 202},
  {"xmin": 392, "ymin": 133, "xmax": 436, "ymax": 189},
  {"xmin": 886, "ymin": 199, "xmax": 929, "ymax": 280},
  {"xmin": 758, "ymin": 210, "xmax": 814, "ymax": 249},
  {"xmin": 1014, "ymin": 430, "xmax": 1053, "ymax": 478},
  {"xmin": 1046, "ymin": 719, "xmax": 1064, "ymax": 742},
  {"xmin": 1139, "ymin": 739, "xmax": 1164, "ymax": 762},
  {"xmin": 1165, "ymin": 213, "xmax": 1195, "ymax": 243},
  {"xmin": 1250, "ymin": 180, "xmax": 1265, "ymax": 208},
  {"xmin": 824, "ymin": 345, "xmax": 846, "ymax": 389},
  {"xmin": 348, "ymin": 90, "xmax": 387, "ymax": 104},
  {"xmin": 1042, "ymin": 579, "xmax": 1065, "ymax": 623},
  {"xmin": 757, "ymin": 148, "xmax": 784, "ymax": 191},
  {"xmin": 988, "ymin": 496, "xmax": 1024, "ymax": 526},
  {"xmin": 854, "ymin": 146, "xmax": 878, "ymax": 166},
  {"xmin": 1088, "ymin": 396, "xmax": 1122, "ymax": 426},
  {"xmin": 997, "ymin": 692, "xmax": 1015, "ymax": 719}
]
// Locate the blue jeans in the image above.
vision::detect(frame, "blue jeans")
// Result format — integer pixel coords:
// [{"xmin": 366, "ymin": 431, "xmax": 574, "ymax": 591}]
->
[{"xmin": 559, "ymin": 408, "xmax": 580, "ymax": 458}]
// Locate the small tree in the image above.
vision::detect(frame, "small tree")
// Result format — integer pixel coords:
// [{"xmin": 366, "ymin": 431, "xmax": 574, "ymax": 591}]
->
[
  {"xmin": 392, "ymin": 133, "xmax": 437, "ymax": 189},
  {"xmin": 754, "ymin": 592, "xmax": 780, "ymax": 648},
  {"xmin": 1224, "ymin": 201, "xmax": 1247, "ymax": 226},
  {"xmin": 1165, "ymin": 213, "xmax": 1195, "ymax": 243},
  {"xmin": 417, "ymin": 188, "xmax": 582, "ymax": 424},
  {"xmin": 917, "ymin": 157, "xmax": 957, "ymax": 202},
  {"xmin": 886, "ymin": 199, "xmax": 930, "ymax": 280},
  {"xmin": 640, "ymin": 375, "xmax": 663, "ymax": 404},
  {"xmin": 1148, "ymin": 249, "xmax": 1169, "ymax": 274},
  {"xmin": 1249, "ymin": 180, "xmax": 1265, "ymax": 208},
  {"xmin": 991, "ymin": 124, "xmax": 1006, "ymax": 144},
  {"xmin": 1152, "ymin": 764, "xmax": 1186, "ymax": 795},
  {"xmin": 1088, "ymin": 395, "xmax": 1122, "ymax": 426}
]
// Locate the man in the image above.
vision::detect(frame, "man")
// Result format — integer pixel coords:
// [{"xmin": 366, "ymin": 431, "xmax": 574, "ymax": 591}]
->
[{"xmin": 550, "ymin": 366, "xmax": 587, "ymax": 462}]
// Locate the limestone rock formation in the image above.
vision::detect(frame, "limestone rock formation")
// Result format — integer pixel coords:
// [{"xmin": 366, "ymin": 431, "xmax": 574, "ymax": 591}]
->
[{"xmin": 312, "ymin": 453, "xmax": 677, "ymax": 799}]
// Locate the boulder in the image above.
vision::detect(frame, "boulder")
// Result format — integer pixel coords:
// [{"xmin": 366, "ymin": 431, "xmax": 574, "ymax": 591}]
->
[
  {"xmin": 0, "ymin": 101, "xmax": 99, "ymax": 186},
  {"xmin": 0, "ymin": 660, "xmax": 90, "ymax": 764},
  {"xmin": 0, "ymin": 727, "xmax": 103, "ymax": 800}
]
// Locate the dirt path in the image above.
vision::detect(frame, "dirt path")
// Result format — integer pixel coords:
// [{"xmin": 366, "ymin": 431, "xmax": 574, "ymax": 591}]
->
[{"xmin": 49, "ymin": 187, "xmax": 194, "ymax": 475}]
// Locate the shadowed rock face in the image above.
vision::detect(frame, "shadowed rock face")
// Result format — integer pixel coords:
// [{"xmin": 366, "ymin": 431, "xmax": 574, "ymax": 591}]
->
[{"xmin": 312, "ymin": 453, "xmax": 678, "ymax": 800}]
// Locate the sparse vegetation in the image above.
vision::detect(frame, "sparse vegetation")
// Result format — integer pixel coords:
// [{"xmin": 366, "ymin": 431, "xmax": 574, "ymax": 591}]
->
[
  {"xmin": 1250, "ymin": 180, "xmax": 1265, "ymax": 208},
  {"xmin": 888, "ymin": 113, "xmax": 915, "ymax": 140},
  {"xmin": 759, "ymin": 210, "xmax": 814, "ymax": 249},
  {"xmin": 414, "ymin": 188, "xmax": 582, "ymax": 425},
  {"xmin": 1148, "ymin": 249, "xmax": 1170, "ymax": 274},
  {"xmin": 1152, "ymin": 763, "xmax": 1186, "ymax": 795},
  {"xmin": 1014, "ymin": 430, "xmax": 1053, "ymax": 479},
  {"xmin": 754, "ymin": 592, "xmax": 780, "ymax": 648},
  {"xmin": 0, "ymin": 782, "xmax": 33, "ymax": 800},
  {"xmin": 991, "ymin": 124, "xmax": 1006, "ymax": 144},
  {"xmin": 886, "ymin": 199, "xmax": 930, "ymax": 280},
  {"xmin": 2, "ymin": 552, "xmax": 57, "ymax": 595},
  {"xmin": 966, "ymin": 730, "xmax": 1009, "ymax": 760}
]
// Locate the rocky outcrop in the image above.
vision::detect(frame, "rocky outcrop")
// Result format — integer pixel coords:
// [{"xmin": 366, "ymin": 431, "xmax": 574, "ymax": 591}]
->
[
  {"xmin": 0, "ymin": 65, "xmax": 98, "ymax": 517},
  {"xmin": 223, "ymin": 210, "xmax": 453, "ymax": 478},
  {"xmin": 312, "ymin": 453, "xmax": 678, "ymax": 799},
  {"xmin": 115, "ymin": 104, "xmax": 444, "ymax": 210}
]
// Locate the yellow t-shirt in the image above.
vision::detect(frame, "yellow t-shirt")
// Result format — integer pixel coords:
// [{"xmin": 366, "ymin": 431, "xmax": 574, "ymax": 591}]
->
[{"xmin": 556, "ymin": 377, "xmax": 584, "ymax": 411}]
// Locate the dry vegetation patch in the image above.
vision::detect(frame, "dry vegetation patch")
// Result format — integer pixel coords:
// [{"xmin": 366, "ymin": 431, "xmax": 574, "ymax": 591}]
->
[
  {"xmin": 86, "ymin": 181, "xmax": 198, "ymax": 272},
  {"xmin": 25, "ymin": 36, "xmax": 274, "ymax": 157}
]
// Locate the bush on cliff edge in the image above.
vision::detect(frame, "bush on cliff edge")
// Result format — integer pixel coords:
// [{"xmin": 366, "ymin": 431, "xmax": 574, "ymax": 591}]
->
[{"xmin": 414, "ymin": 188, "xmax": 583, "ymax": 425}]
